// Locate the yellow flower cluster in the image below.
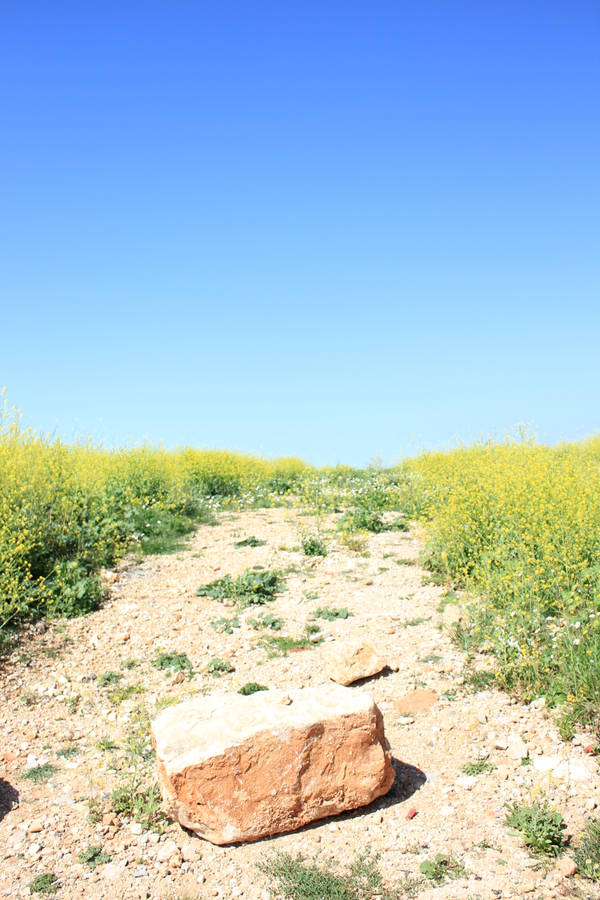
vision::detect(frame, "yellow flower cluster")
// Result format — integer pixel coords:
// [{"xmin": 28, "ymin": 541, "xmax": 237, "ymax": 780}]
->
[{"xmin": 401, "ymin": 435, "xmax": 600, "ymax": 725}]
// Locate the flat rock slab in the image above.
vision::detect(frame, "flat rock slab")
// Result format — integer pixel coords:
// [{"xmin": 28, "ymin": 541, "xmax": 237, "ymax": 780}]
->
[
  {"xmin": 324, "ymin": 639, "xmax": 386, "ymax": 685},
  {"xmin": 394, "ymin": 689, "xmax": 438, "ymax": 715},
  {"xmin": 151, "ymin": 684, "xmax": 394, "ymax": 845}
]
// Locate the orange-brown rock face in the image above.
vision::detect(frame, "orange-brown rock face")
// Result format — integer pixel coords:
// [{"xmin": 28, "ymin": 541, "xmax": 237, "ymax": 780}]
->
[{"xmin": 151, "ymin": 684, "xmax": 394, "ymax": 845}]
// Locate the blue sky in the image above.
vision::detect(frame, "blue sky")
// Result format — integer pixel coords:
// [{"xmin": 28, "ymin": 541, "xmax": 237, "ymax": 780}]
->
[{"xmin": 2, "ymin": 1, "xmax": 599, "ymax": 465}]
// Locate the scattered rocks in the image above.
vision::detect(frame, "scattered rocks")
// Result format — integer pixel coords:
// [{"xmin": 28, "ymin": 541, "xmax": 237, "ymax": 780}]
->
[
  {"xmin": 323, "ymin": 639, "xmax": 386, "ymax": 685},
  {"xmin": 152, "ymin": 684, "xmax": 394, "ymax": 844}
]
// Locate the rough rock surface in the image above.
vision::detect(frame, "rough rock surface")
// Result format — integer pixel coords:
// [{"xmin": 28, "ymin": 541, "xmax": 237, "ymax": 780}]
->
[
  {"xmin": 324, "ymin": 639, "xmax": 386, "ymax": 685},
  {"xmin": 152, "ymin": 684, "xmax": 394, "ymax": 844}
]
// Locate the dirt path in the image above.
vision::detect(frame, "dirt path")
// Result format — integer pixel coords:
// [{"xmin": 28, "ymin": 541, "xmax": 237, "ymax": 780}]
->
[{"xmin": 1, "ymin": 508, "xmax": 598, "ymax": 899}]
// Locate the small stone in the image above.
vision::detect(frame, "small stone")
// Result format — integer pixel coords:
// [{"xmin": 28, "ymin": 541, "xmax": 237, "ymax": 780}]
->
[
  {"xmin": 397, "ymin": 716, "xmax": 415, "ymax": 726},
  {"xmin": 2, "ymin": 751, "xmax": 17, "ymax": 763},
  {"xmin": 156, "ymin": 839, "xmax": 180, "ymax": 863},
  {"xmin": 102, "ymin": 863, "xmax": 122, "ymax": 881},
  {"xmin": 507, "ymin": 736, "xmax": 529, "ymax": 760},
  {"xmin": 456, "ymin": 775, "xmax": 477, "ymax": 790},
  {"xmin": 406, "ymin": 808, "xmax": 417, "ymax": 820},
  {"xmin": 517, "ymin": 876, "xmax": 537, "ymax": 894},
  {"xmin": 280, "ymin": 695, "xmax": 292, "ymax": 705},
  {"xmin": 531, "ymin": 697, "xmax": 546, "ymax": 710},
  {"xmin": 556, "ymin": 857, "xmax": 578, "ymax": 877},
  {"xmin": 172, "ymin": 671, "xmax": 185, "ymax": 685},
  {"xmin": 133, "ymin": 866, "xmax": 148, "ymax": 878},
  {"xmin": 324, "ymin": 639, "xmax": 386, "ymax": 686},
  {"xmin": 586, "ymin": 798, "xmax": 597, "ymax": 810},
  {"xmin": 130, "ymin": 822, "xmax": 143, "ymax": 835},
  {"xmin": 493, "ymin": 737, "xmax": 509, "ymax": 751},
  {"xmin": 28, "ymin": 821, "xmax": 44, "ymax": 834}
]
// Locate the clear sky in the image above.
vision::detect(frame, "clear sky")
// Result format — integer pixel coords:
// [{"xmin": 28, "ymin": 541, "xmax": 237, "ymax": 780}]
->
[{"xmin": 2, "ymin": 1, "xmax": 599, "ymax": 465}]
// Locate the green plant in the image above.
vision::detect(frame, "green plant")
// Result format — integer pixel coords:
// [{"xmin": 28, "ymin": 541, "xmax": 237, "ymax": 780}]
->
[
  {"xmin": 249, "ymin": 611, "xmax": 284, "ymax": 631},
  {"xmin": 152, "ymin": 651, "xmax": 193, "ymax": 675},
  {"xmin": 22, "ymin": 763, "xmax": 57, "ymax": 783},
  {"xmin": 238, "ymin": 682, "xmax": 268, "ymax": 695},
  {"xmin": 301, "ymin": 535, "xmax": 327, "ymax": 557},
  {"xmin": 119, "ymin": 657, "xmax": 138, "ymax": 670},
  {"xmin": 77, "ymin": 844, "xmax": 110, "ymax": 869},
  {"xmin": 197, "ymin": 569, "xmax": 284, "ymax": 608},
  {"xmin": 56, "ymin": 744, "xmax": 79, "ymax": 759},
  {"xmin": 314, "ymin": 606, "xmax": 351, "ymax": 621},
  {"xmin": 87, "ymin": 797, "xmax": 103, "ymax": 824},
  {"xmin": 419, "ymin": 854, "xmax": 465, "ymax": 884},
  {"xmin": 340, "ymin": 507, "xmax": 386, "ymax": 534},
  {"xmin": 462, "ymin": 759, "xmax": 495, "ymax": 776},
  {"xmin": 420, "ymin": 654, "xmax": 441, "ymax": 663},
  {"xmin": 467, "ymin": 670, "xmax": 497, "ymax": 690},
  {"xmin": 573, "ymin": 817, "xmax": 600, "ymax": 881},
  {"xmin": 260, "ymin": 631, "xmax": 320, "ymax": 658},
  {"xmin": 21, "ymin": 691, "xmax": 38, "ymax": 706},
  {"xmin": 210, "ymin": 616, "xmax": 240, "ymax": 634},
  {"xmin": 206, "ymin": 658, "xmax": 234, "ymax": 677},
  {"xmin": 97, "ymin": 736, "xmax": 118, "ymax": 751},
  {"xmin": 107, "ymin": 683, "xmax": 145, "ymax": 704},
  {"xmin": 234, "ymin": 536, "xmax": 266, "ymax": 548},
  {"xmin": 65, "ymin": 694, "xmax": 81, "ymax": 713},
  {"xmin": 111, "ymin": 780, "xmax": 167, "ymax": 831},
  {"xmin": 259, "ymin": 848, "xmax": 395, "ymax": 899},
  {"xmin": 504, "ymin": 801, "xmax": 566, "ymax": 856},
  {"xmin": 98, "ymin": 670, "xmax": 121, "ymax": 687},
  {"xmin": 402, "ymin": 617, "xmax": 428, "ymax": 627},
  {"xmin": 28, "ymin": 873, "xmax": 59, "ymax": 895}
]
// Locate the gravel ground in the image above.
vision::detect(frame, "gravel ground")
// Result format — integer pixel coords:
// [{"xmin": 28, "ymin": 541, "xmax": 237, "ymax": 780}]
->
[{"xmin": 1, "ymin": 507, "xmax": 599, "ymax": 899}]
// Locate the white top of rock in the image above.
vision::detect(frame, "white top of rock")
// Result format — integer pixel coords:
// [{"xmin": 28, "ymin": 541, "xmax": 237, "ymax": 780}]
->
[{"xmin": 152, "ymin": 684, "xmax": 376, "ymax": 776}]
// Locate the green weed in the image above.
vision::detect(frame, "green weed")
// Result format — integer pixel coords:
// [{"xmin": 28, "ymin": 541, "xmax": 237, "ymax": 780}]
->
[
  {"xmin": 419, "ymin": 853, "xmax": 465, "ymax": 884},
  {"xmin": 259, "ymin": 848, "xmax": 395, "ymax": 899},
  {"xmin": 461, "ymin": 759, "xmax": 495, "ymax": 775},
  {"xmin": 504, "ymin": 801, "xmax": 566, "ymax": 856},
  {"xmin": 314, "ymin": 606, "xmax": 351, "ymax": 621},
  {"xmin": 238, "ymin": 682, "xmax": 268, "ymax": 695},
  {"xmin": 22, "ymin": 763, "xmax": 57, "ymax": 783},
  {"xmin": 197, "ymin": 569, "xmax": 284, "ymax": 608},
  {"xmin": 206, "ymin": 658, "xmax": 234, "ymax": 677},
  {"xmin": 234, "ymin": 536, "xmax": 266, "ymax": 548},
  {"xmin": 28, "ymin": 873, "xmax": 59, "ymax": 895},
  {"xmin": 573, "ymin": 817, "xmax": 600, "ymax": 880},
  {"xmin": 301, "ymin": 536, "xmax": 327, "ymax": 557},
  {"xmin": 152, "ymin": 651, "xmax": 193, "ymax": 675},
  {"xmin": 249, "ymin": 612, "xmax": 284, "ymax": 631},
  {"xmin": 77, "ymin": 844, "xmax": 110, "ymax": 869}
]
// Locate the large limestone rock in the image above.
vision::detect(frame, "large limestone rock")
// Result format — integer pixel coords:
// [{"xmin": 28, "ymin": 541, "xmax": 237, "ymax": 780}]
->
[
  {"xmin": 151, "ymin": 684, "xmax": 394, "ymax": 845},
  {"xmin": 324, "ymin": 639, "xmax": 386, "ymax": 685}
]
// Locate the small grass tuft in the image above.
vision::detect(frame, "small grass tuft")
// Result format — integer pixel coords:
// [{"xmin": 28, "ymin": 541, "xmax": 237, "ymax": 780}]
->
[
  {"xmin": 249, "ymin": 612, "xmax": 284, "ymax": 631},
  {"xmin": 462, "ymin": 759, "xmax": 495, "ymax": 776},
  {"xmin": 314, "ymin": 606, "xmax": 351, "ymax": 621},
  {"xmin": 238, "ymin": 682, "xmax": 268, "ymax": 695},
  {"xmin": 419, "ymin": 853, "xmax": 465, "ymax": 884},
  {"xmin": 206, "ymin": 658, "xmax": 234, "ymax": 677},
  {"xmin": 152, "ymin": 651, "xmax": 193, "ymax": 675},
  {"xmin": 301, "ymin": 535, "xmax": 327, "ymax": 557},
  {"xmin": 573, "ymin": 817, "xmax": 600, "ymax": 880},
  {"xmin": 504, "ymin": 800, "xmax": 566, "ymax": 856},
  {"xmin": 259, "ymin": 848, "xmax": 394, "ymax": 899},
  {"xmin": 22, "ymin": 763, "xmax": 57, "ymax": 783},
  {"xmin": 77, "ymin": 844, "xmax": 110, "ymax": 869},
  {"xmin": 234, "ymin": 536, "xmax": 267, "ymax": 548},
  {"xmin": 28, "ymin": 873, "xmax": 59, "ymax": 895}
]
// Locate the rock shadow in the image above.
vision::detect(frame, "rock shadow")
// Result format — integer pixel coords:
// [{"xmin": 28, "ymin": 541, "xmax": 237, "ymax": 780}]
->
[
  {"xmin": 350, "ymin": 666, "xmax": 396, "ymax": 687},
  {"xmin": 0, "ymin": 779, "xmax": 19, "ymax": 822}
]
